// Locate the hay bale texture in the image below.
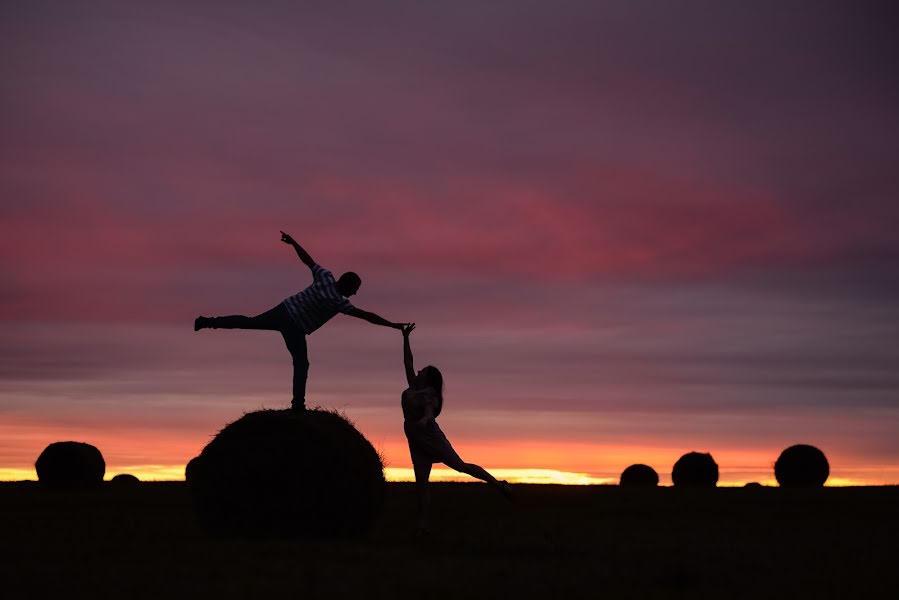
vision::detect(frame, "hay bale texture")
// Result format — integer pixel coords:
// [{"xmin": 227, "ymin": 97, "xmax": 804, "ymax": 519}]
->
[
  {"xmin": 35, "ymin": 441, "xmax": 105, "ymax": 488},
  {"xmin": 619, "ymin": 464, "xmax": 659, "ymax": 487},
  {"xmin": 775, "ymin": 444, "xmax": 829, "ymax": 487},
  {"xmin": 672, "ymin": 452, "xmax": 719, "ymax": 487},
  {"xmin": 187, "ymin": 409, "xmax": 386, "ymax": 538}
]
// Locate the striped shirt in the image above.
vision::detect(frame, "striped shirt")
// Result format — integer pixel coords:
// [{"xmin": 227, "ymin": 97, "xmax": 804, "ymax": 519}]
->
[{"xmin": 281, "ymin": 264, "xmax": 354, "ymax": 334}]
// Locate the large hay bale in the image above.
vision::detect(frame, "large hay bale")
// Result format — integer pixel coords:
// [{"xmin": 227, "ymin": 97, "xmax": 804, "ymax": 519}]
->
[
  {"xmin": 619, "ymin": 464, "xmax": 659, "ymax": 487},
  {"xmin": 187, "ymin": 408, "xmax": 386, "ymax": 538},
  {"xmin": 671, "ymin": 452, "xmax": 718, "ymax": 487},
  {"xmin": 775, "ymin": 444, "xmax": 829, "ymax": 487},
  {"xmin": 35, "ymin": 441, "xmax": 105, "ymax": 488}
]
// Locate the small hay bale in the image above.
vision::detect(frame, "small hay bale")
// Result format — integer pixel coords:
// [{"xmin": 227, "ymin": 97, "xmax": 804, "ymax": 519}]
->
[
  {"xmin": 744, "ymin": 482, "xmax": 763, "ymax": 488},
  {"xmin": 619, "ymin": 464, "xmax": 659, "ymax": 487},
  {"xmin": 35, "ymin": 441, "xmax": 105, "ymax": 489},
  {"xmin": 671, "ymin": 452, "xmax": 718, "ymax": 487},
  {"xmin": 187, "ymin": 408, "xmax": 386, "ymax": 538},
  {"xmin": 775, "ymin": 444, "xmax": 829, "ymax": 487},
  {"xmin": 109, "ymin": 473, "xmax": 140, "ymax": 487}
]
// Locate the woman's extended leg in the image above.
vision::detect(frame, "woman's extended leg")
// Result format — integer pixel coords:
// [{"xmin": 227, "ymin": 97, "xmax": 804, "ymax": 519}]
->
[
  {"xmin": 413, "ymin": 461, "xmax": 432, "ymax": 534},
  {"xmin": 446, "ymin": 458, "xmax": 498, "ymax": 485},
  {"xmin": 444, "ymin": 456, "xmax": 514, "ymax": 502}
]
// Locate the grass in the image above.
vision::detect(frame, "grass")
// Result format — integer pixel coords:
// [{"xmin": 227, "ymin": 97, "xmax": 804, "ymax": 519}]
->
[{"xmin": 1, "ymin": 482, "xmax": 897, "ymax": 599}]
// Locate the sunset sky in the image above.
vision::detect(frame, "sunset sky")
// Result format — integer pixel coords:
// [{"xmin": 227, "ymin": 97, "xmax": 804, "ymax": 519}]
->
[{"xmin": 2, "ymin": 1, "xmax": 898, "ymax": 485}]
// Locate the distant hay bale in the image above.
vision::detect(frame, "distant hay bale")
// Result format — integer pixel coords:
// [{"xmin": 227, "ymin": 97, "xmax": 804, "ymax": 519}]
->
[
  {"xmin": 671, "ymin": 452, "xmax": 718, "ymax": 487},
  {"xmin": 187, "ymin": 408, "xmax": 386, "ymax": 538},
  {"xmin": 109, "ymin": 473, "xmax": 140, "ymax": 487},
  {"xmin": 35, "ymin": 441, "xmax": 105, "ymax": 489},
  {"xmin": 619, "ymin": 464, "xmax": 659, "ymax": 487},
  {"xmin": 775, "ymin": 444, "xmax": 829, "ymax": 487},
  {"xmin": 744, "ymin": 482, "xmax": 763, "ymax": 488}
]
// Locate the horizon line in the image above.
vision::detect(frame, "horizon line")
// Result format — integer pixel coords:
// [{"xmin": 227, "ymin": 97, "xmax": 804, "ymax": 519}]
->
[{"xmin": 2, "ymin": 466, "xmax": 897, "ymax": 487}]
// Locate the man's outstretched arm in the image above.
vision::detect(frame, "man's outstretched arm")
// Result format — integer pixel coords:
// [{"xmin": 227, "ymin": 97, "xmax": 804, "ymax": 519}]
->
[
  {"xmin": 345, "ymin": 307, "xmax": 406, "ymax": 330},
  {"xmin": 280, "ymin": 230, "xmax": 315, "ymax": 269}
]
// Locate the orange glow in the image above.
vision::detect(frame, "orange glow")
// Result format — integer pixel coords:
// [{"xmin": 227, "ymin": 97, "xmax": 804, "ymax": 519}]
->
[
  {"xmin": 4, "ymin": 414, "xmax": 898, "ymax": 486},
  {"xmin": 0, "ymin": 468, "xmax": 41, "ymax": 482},
  {"xmin": 385, "ymin": 468, "xmax": 615, "ymax": 485},
  {"xmin": 4, "ymin": 464, "xmax": 896, "ymax": 486}
]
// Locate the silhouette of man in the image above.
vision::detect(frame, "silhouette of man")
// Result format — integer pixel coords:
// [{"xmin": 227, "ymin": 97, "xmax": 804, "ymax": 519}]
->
[{"xmin": 195, "ymin": 231, "xmax": 407, "ymax": 410}]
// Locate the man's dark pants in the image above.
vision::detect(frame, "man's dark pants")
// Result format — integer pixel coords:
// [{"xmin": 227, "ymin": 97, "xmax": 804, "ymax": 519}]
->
[{"xmin": 207, "ymin": 304, "xmax": 308, "ymax": 410}]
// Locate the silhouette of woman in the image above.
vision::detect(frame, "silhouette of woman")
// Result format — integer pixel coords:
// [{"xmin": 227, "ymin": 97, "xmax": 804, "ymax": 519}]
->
[{"xmin": 400, "ymin": 323, "xmax": 512, "ymax": 535}]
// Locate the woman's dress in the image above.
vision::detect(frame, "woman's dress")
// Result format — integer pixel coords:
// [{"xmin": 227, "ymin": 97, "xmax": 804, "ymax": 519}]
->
[{"xmin": 402, "ymin": 386, "xmax": 462, "ymax": 467}]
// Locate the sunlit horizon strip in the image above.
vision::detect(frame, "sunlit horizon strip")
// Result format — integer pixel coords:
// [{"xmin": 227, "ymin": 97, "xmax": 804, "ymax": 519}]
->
[
  {"xmin": 1, "ymin": 466, "xmax": 896, "ymax": 487},
  {"xmin": 385, "ymin": 468, "xmax": 615, "ymax": 485}
]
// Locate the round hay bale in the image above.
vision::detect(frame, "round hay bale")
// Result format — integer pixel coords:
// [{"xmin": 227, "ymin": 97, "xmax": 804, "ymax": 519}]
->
[
  {"xmin": 35, "ymin": 441, "xmax": 105, "ymax": 489},
  {"xmin": 110, "ymin": 473, "xmax": 140, "ymax": 487},
  {"xmin": 187, "ymin": 408, "xmax": 386, "ymax": 538},
  {"xmin": 619, "ymin": 464, "xmax": 659, "ymax": 487},
  {"xmin": 671, "ymin": 452, "xmax": 718, "ymax": 487},
  {"xmin": 775, "ymin": 444, "xmax": 829, "ymax": 487},
  {"xmin": 744, "ymin": 482, "xmax": 763, "ymax": 488}
]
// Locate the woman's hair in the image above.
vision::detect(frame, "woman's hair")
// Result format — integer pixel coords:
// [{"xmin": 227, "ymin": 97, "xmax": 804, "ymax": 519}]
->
[{"xmin": 420, "ymin": 365, "xmax": 444, "ymax": 417}]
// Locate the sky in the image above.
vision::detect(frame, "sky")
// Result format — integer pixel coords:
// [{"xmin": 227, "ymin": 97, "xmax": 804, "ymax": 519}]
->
[{"xmin": 2, "ymin": 0, "xmax": 898, "ymax": 485}]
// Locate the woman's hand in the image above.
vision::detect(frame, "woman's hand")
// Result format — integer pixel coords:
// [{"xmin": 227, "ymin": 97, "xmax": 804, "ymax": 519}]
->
[
  {"xmin": 280, "ymin": 230, "xmax": 296, "ymax": 246},
  {"xmin": 416, "ymin": 416, "xmax": 431, "ymax": 428},
  {"xmin": 402, "ymin": 323, "xmax": 416, "ymax": 337}
]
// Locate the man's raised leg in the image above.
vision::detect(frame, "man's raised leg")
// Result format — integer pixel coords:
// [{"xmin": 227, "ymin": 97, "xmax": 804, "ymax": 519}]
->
[
  {"xmin": 196, "ymin": 304, "xmax": 307, "ymax": 410},
  {"xmin": 195, "ymin": 305, "xmax": 285, "ymax": 331}
]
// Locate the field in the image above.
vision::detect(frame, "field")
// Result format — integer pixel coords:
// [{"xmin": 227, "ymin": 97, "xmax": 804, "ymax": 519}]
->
[{"xmin": 2, "ymin": 482, "xmax": 897, "ymax": 599}]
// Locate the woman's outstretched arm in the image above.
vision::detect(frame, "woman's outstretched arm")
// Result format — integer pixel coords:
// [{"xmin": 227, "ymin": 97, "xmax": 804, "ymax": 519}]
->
[{"xmin": 403, "ymin": 323, "xmax": 416, "ymax": 387}]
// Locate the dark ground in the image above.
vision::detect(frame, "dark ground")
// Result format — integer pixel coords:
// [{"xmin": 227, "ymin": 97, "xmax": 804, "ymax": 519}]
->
[{"xmin": 1, "ymin": 482, "xmax": 896, "ymax": 599}]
